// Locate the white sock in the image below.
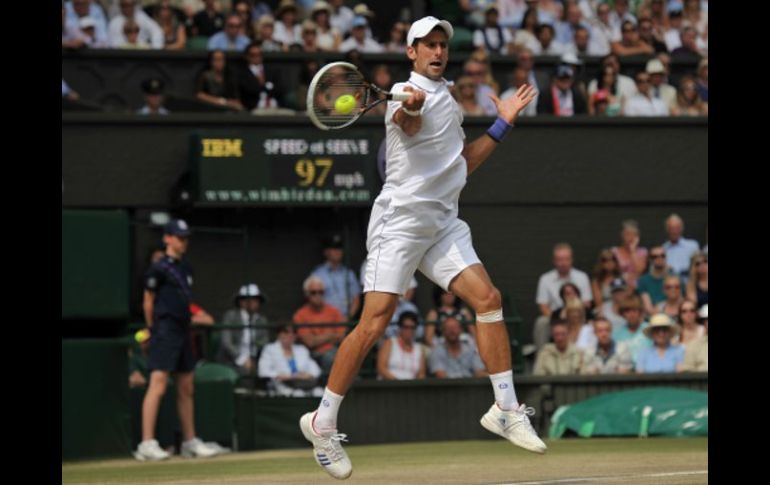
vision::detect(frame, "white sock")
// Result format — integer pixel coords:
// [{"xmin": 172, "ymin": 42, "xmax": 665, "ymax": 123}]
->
[
  {"xmin": 314, "ymin": 387, "xmax": 344, "ymax": 434},
  {"xmin": 489, "ymin": 370, "xmax": 518, "ymax": 411}
]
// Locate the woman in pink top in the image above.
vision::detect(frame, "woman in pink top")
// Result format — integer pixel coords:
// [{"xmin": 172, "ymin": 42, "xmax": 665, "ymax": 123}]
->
[{"xmin": 611, "ymin": 220, "xmax": 648, "ymax": 290}]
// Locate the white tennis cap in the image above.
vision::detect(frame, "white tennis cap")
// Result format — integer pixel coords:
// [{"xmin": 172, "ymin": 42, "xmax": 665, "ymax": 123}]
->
[{"xmin": 407, "ymin": 16, "xmax": 453, "ymax": 46}]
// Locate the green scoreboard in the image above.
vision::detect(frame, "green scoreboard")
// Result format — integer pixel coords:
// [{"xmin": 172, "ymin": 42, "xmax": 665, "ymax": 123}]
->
[{"xmin": 191, "ymin": 130, "xmax": 382, "ymax": 206}]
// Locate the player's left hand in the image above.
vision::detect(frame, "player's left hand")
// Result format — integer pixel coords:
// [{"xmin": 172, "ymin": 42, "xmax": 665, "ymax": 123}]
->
[{"xmin": 489, "ymin": 84, "xmax": 537, "ymax": 124}]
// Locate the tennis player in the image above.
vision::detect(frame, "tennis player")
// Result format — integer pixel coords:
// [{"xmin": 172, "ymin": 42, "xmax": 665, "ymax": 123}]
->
[{"xmin": 300, "ymin": 16, "xmax": 543, "ymax": 480}]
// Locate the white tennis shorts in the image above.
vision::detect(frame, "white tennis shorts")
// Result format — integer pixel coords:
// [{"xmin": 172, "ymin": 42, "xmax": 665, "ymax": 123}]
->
[{"xmin": 362, "ymin": 198, "xmax": 481, "ymax": 295}]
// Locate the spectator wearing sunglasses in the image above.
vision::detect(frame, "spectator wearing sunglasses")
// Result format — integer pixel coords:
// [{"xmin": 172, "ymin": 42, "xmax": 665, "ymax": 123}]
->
[
  {"xmin": 638, "ymin": 245, "xmax": 675, "ymax": 315},
  {"xmin": 376, "ymin": 312, "xmax": 427, "ymax": 380},
  {"xmin": 294, "ymin": 276, "xmax": 348, "ymax": 373},
  {"xmin": 672, "ymin": 300, "xmax": 704, "ymax": 348},
  {"xmin": 207, "ymin": 14, "xmax": 250, "ymax": 51},
  {"xmin": 653, "ymin": 275, "xmax": 685, "ymax": 321}
]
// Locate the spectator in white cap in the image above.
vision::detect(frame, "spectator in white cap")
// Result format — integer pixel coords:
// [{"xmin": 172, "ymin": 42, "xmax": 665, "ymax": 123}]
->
[
  {"xmin": 636, "ymin": 314, "xmax": 684, "ymax": 373},
  {"xmin": 339, "ymin": 16, "xmax": 383, "ymax": 53},
  {"xmin": 78, "ymin": 16, "xmax": 109, "ymax": 47},
  {"xmin": 217, "ymin": 283, "xmax": 270, "ymax": 374},
  {"xmin": 679, "ymin": 304, "xmax": 707, "ymax": 371},
  {"xmin": 646, "ymin": 58, "xmax": 677, "ymax": 111}
]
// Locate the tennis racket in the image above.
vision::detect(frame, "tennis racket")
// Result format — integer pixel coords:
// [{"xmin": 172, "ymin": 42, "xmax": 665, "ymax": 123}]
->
[{"xmin": 306, "ymin": 61, "xmax": 412, "ymax": 131}]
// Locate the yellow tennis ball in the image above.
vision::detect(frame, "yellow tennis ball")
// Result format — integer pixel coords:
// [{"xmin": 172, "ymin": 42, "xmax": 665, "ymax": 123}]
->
[
  {"xmin": 135, "ymin": 329, "xmax": 150, "ymax": 343},
  {"xmin": 335, "ymin": 94, "xmax": 356, "ymax": 114}
]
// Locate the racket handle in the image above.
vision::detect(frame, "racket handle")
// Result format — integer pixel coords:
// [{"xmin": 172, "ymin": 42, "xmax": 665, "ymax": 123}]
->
[{"xmin": 390, "ymin": 91, "xmax": 412, "ymax": 102}]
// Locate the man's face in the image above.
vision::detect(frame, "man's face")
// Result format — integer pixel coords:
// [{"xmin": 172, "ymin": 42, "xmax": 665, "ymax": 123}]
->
[
  {"xmin": 245, "ymin": 297, "xmax": 260, "ymax": 313},
  {"xmin": 512, "ymin": 68, "xmax": 528, "ymax": 87},
  {"xmin": 567, "ymin": 5, "xmax": 581, "ymax": 24},
  {"xmin": 247, "ymin": 46, "xmax": 263, "ymax": 65},
  {"xmin": 650, "ymin": 72, "xmax": 664, "ymax": 87},
  {"xmin": 681, "ymin": 29, "xmax": 697, "ymax": 49},
  {"xmin": 650, "ymin": 247, "xmax": 667, "ymax": 270},
  {"xmin": 666, "ymin": 218, "xmax": 683, "ymax": 241},
  {"xmin": 555, "ymin": 74, "xmax": 573, "ymax": 91},
  {"xmin": 517, "ymin": 50, "xmax": 534, "ymax": 70},
  {"xmin": 120, "ymin": 0, "xmax": 135, "ymax": 17},
  {"xmin": 225, "ymin": 17, "xmax": 242, "ymax": 39},
  {"xmin": 597, "ymin": 3, "xmax": 610, "ymax": 22},
  {"xmin": 74, "ymin": 0, "xmax": 90, "ymax": 16},
  {"xmin": 552, "ymin": 324, "xmax": 569, "ymax": 349},
  {"xmin": 164, "ymin": 234, "xmax": 188, "ymax": 255},
  {"xmin": 485, "ymin": 10, "xmax": 499, "ymax": 26},
  {"xmin": 442, "ymin": 318, "xmax": 462, "ymax": 343},
  {"xmin": 306, "ymin": 282, "xmax": 325, "ymax": 306},
  {"xmin": 553, "ymin": 248, "xmax": 573, "ymax": 273},
  {"xmin": 538, "ymin": 26, "xmax": 554, "ymax": 46},
  {"xmin": 611, "ymin": 288, "xmax": 629, "ymax": 304},
  {"xmin": 622, "ymin": 307, "xmax": 642, "ymax": 327},
  {"xmin": 146, "ymin": 93, "xmax": 163, "ymax": 109},
  {"xmin": 407, "ymin": 29, "xmax": 449, "ymax": 81},
  {"xmin": 594, "ymin": 321, "xmax": 612, "ymax": 345},
  {"xmin": 324, "ymin": 247, "xmax": 343, "ymax": 265},
  {"xmin": 352, "ymin": 24, "xmax": 367, "ymax": 41}
]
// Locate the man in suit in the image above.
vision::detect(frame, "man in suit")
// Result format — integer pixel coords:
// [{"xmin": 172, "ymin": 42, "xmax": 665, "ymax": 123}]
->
[{"xmin": 537, "ymin": 65, "xmax": 587, "ymax": 116}]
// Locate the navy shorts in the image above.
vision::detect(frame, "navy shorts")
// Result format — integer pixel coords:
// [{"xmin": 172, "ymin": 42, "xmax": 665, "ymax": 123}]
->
[{"xmin": 147, "ymin": 319, "xmax": 195, "ymax": 373}]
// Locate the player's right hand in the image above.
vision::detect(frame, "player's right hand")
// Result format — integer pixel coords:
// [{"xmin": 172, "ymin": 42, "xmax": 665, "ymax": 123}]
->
[{"xmin": 402, "ymin": 85, "xmax": 426, "ymax": 112}]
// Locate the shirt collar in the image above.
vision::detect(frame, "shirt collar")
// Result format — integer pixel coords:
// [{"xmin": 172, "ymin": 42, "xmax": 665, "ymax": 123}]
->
[{"xmin": 408, "ymin": 71, "xmax": 447, "ymax": 93}]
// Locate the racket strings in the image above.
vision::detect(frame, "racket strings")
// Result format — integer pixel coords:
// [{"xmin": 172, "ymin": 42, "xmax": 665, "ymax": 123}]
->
[{"xmin": 311, "ymin": 69, "xmax": 375, "ymax": 128}]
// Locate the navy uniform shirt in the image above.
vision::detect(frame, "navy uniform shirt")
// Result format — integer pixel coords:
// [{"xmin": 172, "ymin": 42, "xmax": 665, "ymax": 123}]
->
[{"xmin": 144, "ymin": 255, "xmax": 194, "ymax": 323}]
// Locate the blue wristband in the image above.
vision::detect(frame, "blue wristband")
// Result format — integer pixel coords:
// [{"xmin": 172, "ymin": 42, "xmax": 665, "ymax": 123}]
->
[{"xmin": 486, "ymin": 117, "xmax": 513, "ymax": 143}]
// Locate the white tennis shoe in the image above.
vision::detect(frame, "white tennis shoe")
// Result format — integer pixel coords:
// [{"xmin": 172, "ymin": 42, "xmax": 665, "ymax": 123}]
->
[
  {"xmin": 300, "ymin": 412, "xmax": 353, "ymax": 480},
  {"xmin": 480, "ymin": 403, "xmax": 547, "ymax": 454},
  {"xmin": 133, "ymin": 439, "xmax": 170, "ymax": 461}
]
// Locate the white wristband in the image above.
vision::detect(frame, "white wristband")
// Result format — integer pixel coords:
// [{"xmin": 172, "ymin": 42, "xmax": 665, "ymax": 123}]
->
[{"xmin": 401, "ymin": 107, "xmax": 421, "ymax": 117}]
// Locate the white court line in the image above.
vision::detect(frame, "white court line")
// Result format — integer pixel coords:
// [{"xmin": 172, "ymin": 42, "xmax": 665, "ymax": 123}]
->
[{"xmin": 500, "ymin": 470, "xmax": 708, "ymax": 485}]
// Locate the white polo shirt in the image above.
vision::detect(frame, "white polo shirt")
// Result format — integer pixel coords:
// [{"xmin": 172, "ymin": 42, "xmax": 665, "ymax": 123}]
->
[{"xmin": 382, "ymin": 72, "xmax": 467, "ymax": 226}]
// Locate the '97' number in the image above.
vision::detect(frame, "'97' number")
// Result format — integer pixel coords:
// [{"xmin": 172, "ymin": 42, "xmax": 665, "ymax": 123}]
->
[{"xmin": 295, "ymin": 159, "xmax": 333, "ymax": 187}]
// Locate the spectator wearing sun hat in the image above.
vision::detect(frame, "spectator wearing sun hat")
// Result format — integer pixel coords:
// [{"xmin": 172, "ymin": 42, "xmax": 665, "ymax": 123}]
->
[
  {"xmin": 217, "ymin": 283, "xmax": 270, "ymax": 374},
  {"xmin": 635, "ymin": 314, "xmax": 684, "ymax": 373}
]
